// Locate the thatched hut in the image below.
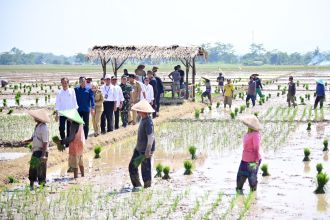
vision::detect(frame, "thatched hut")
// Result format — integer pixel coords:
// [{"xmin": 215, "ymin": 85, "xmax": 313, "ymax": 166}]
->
[{"xmin": 87, "ymin": 45, "xmax": 208, "ymax": 100}]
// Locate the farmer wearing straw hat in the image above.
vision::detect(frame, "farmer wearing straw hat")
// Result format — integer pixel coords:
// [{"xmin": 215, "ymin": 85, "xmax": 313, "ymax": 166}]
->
[
  {"xmin": 314, "ymin": 79, "xmax": 326, "ymax": 109},
  {"xmin": 22, "ymin": 109, "xmax": 50, "ymax": 190},
  {"xmin": 58, "ymin": 109, "xmax": 85, "ymax": 179},
  {"xmin": 128, "ymin": 100, "xmax": 156, "ymax": 191},
  {"xmin": 236, "ymin": 114, "xmax": 262, "ymax": 194}
]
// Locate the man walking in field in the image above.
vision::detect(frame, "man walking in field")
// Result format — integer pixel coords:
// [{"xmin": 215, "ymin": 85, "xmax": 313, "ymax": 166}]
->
[
  {"xmin": 224, "ymin": 79, "xmax": 234, "ymax": 108},
  {"xmin": 287, "ymin": 76, "xmax": 297, "ymax": 107},
  {"xmin": 314, "ymin": 79, "xmax": 326, "ymax": 109},
  {"xmin": 253, "ymin": 74, "xmax": 264, "ymax": 99},
  {"xmin": 119, "ymin": 75, "xmax": 132, "ymax": 127},
  {"xmin": 217, "ymin": 72, "xmax": 225, "ymax": 95},
  {"xmin": 100, "ymin": 74, "xmax": 116, "ymax": 133},
  {"xmin": 246, "ymin": 76, "xmax": 257, "ymax": 107},
  {"xmin": 112, "ymin": 76, "xmax": 124, "ymax": 130}
]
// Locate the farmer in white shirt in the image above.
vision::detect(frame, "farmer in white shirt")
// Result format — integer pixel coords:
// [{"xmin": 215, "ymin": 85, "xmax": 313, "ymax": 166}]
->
[
  {"xmin": 100, "ymin": 74, "xmax": 117, "ymax": 133},
  {"xmin": 111, "ymin": 76, "xmax": 124, "ymax": 129},
  {"xmin": 55, "ymin": 77, "xmax": 78, "ymax": 140},
  {"xmin": 143, "ymin": 77, "xmax": 154, "ymax": 105}
]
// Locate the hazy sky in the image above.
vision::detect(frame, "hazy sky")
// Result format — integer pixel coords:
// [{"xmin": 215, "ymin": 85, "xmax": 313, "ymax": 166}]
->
[{"xmin": 1, "ymin": 0, "xmax": 329, "ymax": 55}]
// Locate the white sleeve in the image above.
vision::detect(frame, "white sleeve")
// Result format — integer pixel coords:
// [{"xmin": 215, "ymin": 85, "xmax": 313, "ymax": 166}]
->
[
  {"xmin": 120, "ymin": 88, "xmax": 124, "ymax": 102},
  {"xmin": 150, "ymin": 86, "xmax": 154, "ymax": 101},
  {"xmin": 72, "ymin": 89, "xmax": 78, "ymax": 109},
  {"xmin": 55, "ymin": 91, "xmax": 60, "ymax": 111}
]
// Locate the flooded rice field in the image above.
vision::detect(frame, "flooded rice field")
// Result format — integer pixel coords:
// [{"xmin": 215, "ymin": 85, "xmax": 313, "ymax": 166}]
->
[{"xmin": 0, "ymin": 70, "xmax": 330, "ymax": 219}]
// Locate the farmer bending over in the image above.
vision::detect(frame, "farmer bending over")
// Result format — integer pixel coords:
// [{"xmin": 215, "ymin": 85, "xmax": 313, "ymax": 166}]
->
[
  {"xmin": 23, "ymin": 109, "xmax": 50, "ymax": 190},
  {"xmin": 236, "ymin": 114, "xmax": 262, "ymax": 194},
  {"xmin": 201, "ymin": 77, "xmax": 212, "ymax": 104},
  {"xmin": 128, "ymin": 100, "xmax": 156, "ymax": 191},
  {"xmin": 59, "ymin": 109, "xmax": 85, "ymax": 179}
]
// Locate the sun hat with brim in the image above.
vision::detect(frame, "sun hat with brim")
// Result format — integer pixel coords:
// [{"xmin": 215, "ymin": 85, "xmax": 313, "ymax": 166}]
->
[
  {"xmin": 131, "ymin": 100, "xmax": 155, "ymax": 113},
  {"xmin": 315, "ymin": 79, "xmax": 325, "ymax": 85},
  {"xmin": 239, "ymin": 114, "xmax": 262, "ymax": 131},
  {"xmin": 58, "ymin": 109, "xmax": 85, "ymax": 124},
  {"xmin": 27, "ymin": 109, "xmax": 50, "ymax": 123}
]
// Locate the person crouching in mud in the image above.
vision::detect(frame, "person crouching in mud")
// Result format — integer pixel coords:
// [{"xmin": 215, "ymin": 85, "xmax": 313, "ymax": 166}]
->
[
  {"xmin": 128, "ymin": 99, "xmax": 156, "ymax": 191},
  {"xmin": 236, "ymin": 114, "xmax": 262, "ymax": 194},
  {"xmin": 59, "ymin": 109, "xmax": 86, "ymax": 179}
]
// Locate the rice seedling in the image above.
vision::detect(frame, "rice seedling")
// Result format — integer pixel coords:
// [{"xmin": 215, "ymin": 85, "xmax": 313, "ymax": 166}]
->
[
  {"xmin": 239, "ymin": 105, "xmax": 245, "ymax": 113},
  {"xmin": 194, "ymin": 109, "xmax": 200, "ymax": 119},
  {"xmin": 155, "ymin": 163, "xmax": 163, "ymax": 178},
  {"xmin": 15, "ymin": 92, "xmax": 21, "ymax": 105},
  {"xmin": 259, "ymin": 100, "xmax": 262, "ymax": 105},
  {"xmin": 261, "ymin": 164, "xmax": 270, "ymax": 176},
  {"xmin": 26, "ymin": 143, "xmax": 32, "ymax": 150},
  {"xmin": 35, "ymin": 97, "xmax": 39, "ymax": 104},
  {"xmin": 208, "ymin": 105, "xmax": 212, "ymax": 110},
  {"xmin": 184, "ymin": 160, "xmax": 193, "ymax": 175},
  {"xmin": 277, "ymin": 92, "xmax": 280, "ymax": 97},
  {"xmin": 234, "ymin": 107, "xmax": 239, "ymax": 116},
  {"xmin": 316, "ymin": 163, "xmax": 323, "ymax": 174},
  {"xmin": 133, "ymin": 155, "xmax": 145, "ymax": 168},
  {"xmin": 305, "ymin": 84, "xmax": 309, "ymax": 90},
  {"xmin": 94, "ymin": 145, "xmax": 102, "ymax": 158},
  {"xmin": 230, "ymin": 112, "xmax": 235, "ymax": 119},
  {"xmin": 0, "ymin": 108, "xmax": 2, "ymax": 112},
  {"xmin": 7, "ymin": 176, "xmax": 19, "ymax": 183},
  {"xmin": 238, "ymin": 191, "xmax": 254, "ymax": 220},
  {"xmin": 314, "ymin": 92, "xmax": 316, "ymax": 97},
  {"xmin": 323, "ymin": 139, "xmax": 328, "ymax": 151},
  {"xmin": 254, "ymin": 112, "xmax": 259, "ymax": 117},
  {"xmin": 277, "ymin": 85, "xmax": 281, "ymax": 90},
  {"xmin": 7, "ymin": 109, "xmax": 13, "ymax": 115},
  {"xmin": 314, "ymin": 172, "xmax": 329, "ymax": 194},
  {"xmin": 162, "ymin": 166, "xmax": 171, "ymax": 179},
  {"xmin": 2, "ymin": 98, "xmax": 7, "ymax": 107},
  {"xmin": 300, "ymin": 97, "xmax": 305, "ymax": 105},
  {"xmin": 261, "ymin": 97, "xmax": 265, "ymax": 103},
  {"xmin": 188, "ymin": 145, "xmax": 197, "ymax": 159},
  {"xmin": 307, "ymin": 122, "xmax": 311, "ymax": 131},
  {"xmin": 200, "ymin": 108, "xmax": 204, "ymax": 113},
  {"xmin": 202, "ymin": 192, "xmax": 223, "ymax": 219},
  {"xmin": 246, "ymin": 102, "xmax": 250, "ymax": 108},
  {"xmin": 216, "ymin": 102, "xmax": 220, "ymax": 108},
  {"xmin": 52, "ymin": 136, "xmax": 65, "ymax": 151},
  {"xmin": 303, "ymin": 148, "xmax": 311, "ymax": 161}
]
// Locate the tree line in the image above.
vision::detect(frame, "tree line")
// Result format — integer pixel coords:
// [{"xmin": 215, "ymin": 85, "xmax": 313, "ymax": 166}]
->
[{"xmin": 1, "ymin": 44, "xmax": 329, "ymax": 66}]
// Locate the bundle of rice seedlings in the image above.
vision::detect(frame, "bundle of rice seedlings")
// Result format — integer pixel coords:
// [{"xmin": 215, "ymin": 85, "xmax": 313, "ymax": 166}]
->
[
  {"xmin": 133, "ymin": 155, "xmax": 145, "ymax": 168},
  {"xmin": 52, "ymin": 136, "xmax": 65, "ymax": 152},
  {"xmin": 316, "ymin": 163, "xmax": 323, "ymax": 174},
  {"xmin": 7, "ymin": 176, "xmax": 18, "ymax": 184},
  {"xmin": 7, "ymin": 109, "xmax": 13, "ymax": 115},
  {"xmin": 184, "ymin": 160, "xmax": 193, "ymax": 175},
  {"xmin": 216, "ymin": 102, "xmax": 220, "ymax": 108},
  {"xmin": 94, "ymin": 145, "xmax": 102, "ymax": 158},
  {"xmin": 323, "ymin": 139, "xmax": 328, "ymax": 151},
  {"xmin": 303, "ymin": 148, "xmax": 311, "ymax": 161},
  {"xmin": 188, "ymin": 145, "xmax": 197, "ymax": 160},
  {"xmin": 155, "ymin": 163, "xmax": 163, "ymax": 178},
  {"xmin": 162, "ymin": 166, "xmax": 171, "ymax": 180},
  {"xmin": 230, "ymin": 112, "xmax": 235, "ymax": 119},
  {"xmin": 307, "ymin": 122, "xmax": 311, "ymax": 131},
  {"xmin": 314, "ymin": 172, "xmax": 329, "ymax": 194},
  {"xmin": 261, "ymin": 164, "xmax": 270, "ymax": 176},
  {"xmin": 200, "ymin": 108, "xmax": 204, "ymax": 113},
  {"xmin": 195, "ymin": 109, "xmax": 200, "ymax": 119},
  {"xmin": 234, "ymin": 107, "xmax": 239, "ymax": 116},
  {"xmin": 208, "ymin": 105, "xmax": 212, "ymax": 110}
]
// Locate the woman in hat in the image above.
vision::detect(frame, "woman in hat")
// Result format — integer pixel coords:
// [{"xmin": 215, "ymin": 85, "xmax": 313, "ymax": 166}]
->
[
  {"xmin": 236, "ymin": 114, "xmax": 262, "ymax": 194},
  {"xmin": 91, "ymin": 82, "xmax": 104, "ymax": 136},
  {"xmin": 22, "ymin": 109, "xmax": 50, "ymax": 190},
  {"xmin": 314, "ymin": 79, "xmax": 326, "ymax": 109},
  {"xmin": 58, "ymin": 109, "xmax": 85, "ymax": 179},
  {"xmin": 128, "ymin": 100, "xmax": 156, "ymax": 191}
]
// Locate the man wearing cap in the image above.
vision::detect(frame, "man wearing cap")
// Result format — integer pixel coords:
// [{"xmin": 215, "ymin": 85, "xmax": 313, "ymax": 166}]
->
[
  {"xmin": 119, "ymin": 75, "xmax": 132, "ymax": 127},
  {"xmin": 111, "ymin": 76, "xmax": 124, "ymax": 129},
  {"xmin": 128, "ymin": 74, "xmax": 143, "ymax": 125},
  {"xmin": 100, "ymin": 74, "xmax": 117, "ymax": 133},
  {"xmin": 152, "ymin": 67, "xmax": 164, "ymax": 116},
  {"xmin": 55, "ymin": 77, "xmax": 78, "ymax": 141},
  {"xmin": 75, "ymin": 77, "xmax": 95, "ymax": 139},
  {"xmin": 128, "ymin": 100, "xmax": 156, "ymax": 190},
  {"xmin": 314, "ymin": 79, "xmax": 326, "ymax": 109},
  {"xmin": 22, "ymin": 109, "xmax": 50, "ymax": 190}
]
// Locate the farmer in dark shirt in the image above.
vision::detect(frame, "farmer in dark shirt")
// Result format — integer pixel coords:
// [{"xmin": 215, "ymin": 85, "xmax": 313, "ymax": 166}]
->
[
  {"xmin": 216, "ymin": 73, "xmax": 225, "ymax": 95},
  {"xmin": 128, "ymin": 100, "xmax": 156, "ymax": 191},
  {"xmin": 152, "ymin": 66, "xmax": 164, "ymax": 116},
  {"xmin": 147, "ymin": 70, "xmax": 158, "ymax": 118},
  {"xmin": 253, "ymin": 74, "xmax": 264, "ymax": 99},
  {"xmin": 314, "ymin": 79, "xmax": 326, "ymax": 109},
  {"xmin": 287, "ymin": 76, "xmax": 297, "ymax": 107}
]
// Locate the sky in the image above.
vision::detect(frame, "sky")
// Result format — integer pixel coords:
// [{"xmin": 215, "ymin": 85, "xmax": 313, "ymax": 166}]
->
[{"xmin": 0, "ymin": 0, "xmax": 330, "ymax": 56}]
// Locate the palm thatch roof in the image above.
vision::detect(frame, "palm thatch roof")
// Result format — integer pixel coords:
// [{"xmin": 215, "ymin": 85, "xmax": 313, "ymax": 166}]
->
[{"xmin": 87, "ymin": 45, "xmax": 208, "ymax": 61}]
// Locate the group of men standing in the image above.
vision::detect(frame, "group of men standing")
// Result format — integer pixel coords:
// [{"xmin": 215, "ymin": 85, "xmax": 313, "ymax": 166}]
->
[{"xmin": 55, "ymin": 66, "xmax": 164, "ymax": 141}]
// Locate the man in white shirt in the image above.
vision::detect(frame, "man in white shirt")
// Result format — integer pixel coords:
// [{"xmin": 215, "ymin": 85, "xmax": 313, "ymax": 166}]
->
[
  {"xmin": 100, "ymin": 74, "xmax": 117, "ymax": 133},
  {"xmin": 143, "ymin": 78, "xmax": 154, "ymax": 105},
  {"xmin": 55, "ymin": 77, "xmax": 78, "ymax": 140},
  {"xmin": 111, "ymin": 76, "xmax": 124, "ymax": 129}
]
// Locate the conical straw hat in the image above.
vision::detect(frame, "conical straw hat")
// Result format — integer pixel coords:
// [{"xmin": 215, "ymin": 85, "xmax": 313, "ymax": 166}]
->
[
  {"xmin": 239, "ymin": 114, "xmax": 262, "ymax": 131},
  {"xmin": 58, "ymin": 109, "xmax": 85, "ymax": 124},
  {"xmin": 315, "ymin": 79, "xmax": 325, "ymax": 85},
  {"xmin": 131, "ymin": 100, "xmax": 155, "ymax": 113},
  {"xmin": 27, "ymin": 109, "xmax": 50, "ymax": 123}
]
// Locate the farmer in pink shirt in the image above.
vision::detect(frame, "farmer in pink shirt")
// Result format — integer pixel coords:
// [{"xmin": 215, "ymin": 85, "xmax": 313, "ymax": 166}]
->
[{"xmin": 236, "ymin": 114, "xmax": 262, "ymax": 194}]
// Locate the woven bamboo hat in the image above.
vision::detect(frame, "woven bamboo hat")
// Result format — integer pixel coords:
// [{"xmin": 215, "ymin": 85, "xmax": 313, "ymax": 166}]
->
[
  {"xmin": 27, "ymin": 109, "xmax": 50, "ymax": 123},
  {"xmin": 239, "ymin": 114, "xmax": 261, "ymax": 131},
  {"xmin": 131, "ymin": 99, "xmax": 155, "ymax": 113}
]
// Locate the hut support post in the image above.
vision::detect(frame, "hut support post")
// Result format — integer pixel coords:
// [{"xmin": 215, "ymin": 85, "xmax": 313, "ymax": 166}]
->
[{"xmin": 192, "ymin": 57, "xmax": 196, "ymax": 101}]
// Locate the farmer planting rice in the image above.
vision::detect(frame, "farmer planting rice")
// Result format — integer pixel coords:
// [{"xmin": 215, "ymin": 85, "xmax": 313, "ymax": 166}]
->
[
  {"xmin": 246, "ymin": 76, "xmax": 257, "ymax": 107},
  {"xmin": 314, "ymin": 79, "xmax": 326, "ymax": 109},
  {"xmin": 223, "ymin": 79, "xmax": 234, "ymax": 108},
  {"xmin": 23, "ymin": 109, "xmax": 50, "ymax": 190},
  {"xmin": 236, "ymin": 114, "xmax": 262, "ymax": 194},
  {"xmin": 58, "ymin": 109, "xmax": 85, "ymax": 179},
  {"xmin": 253, "ymin": 74, "xmax": 264, "ymax": 99},
  {"xmin": 128, "ymin": 99, "xmax": 156, "ymax": 191},
  {"xmin": 287, "ymin": 76, "xmax": 297, "ymax": 107},
  {"xmin": 201, "ymin": 77, "xmax": 212, "ymax": 104}
]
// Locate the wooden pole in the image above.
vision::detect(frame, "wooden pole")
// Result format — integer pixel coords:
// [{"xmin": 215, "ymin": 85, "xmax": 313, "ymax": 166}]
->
[
  {"xmin": 192, "ymin": 57, "xmax": 196, "ymax": 101},
  {"xmin": 185, "ymin": 59, "xmax": 189, "ymax": 99}
]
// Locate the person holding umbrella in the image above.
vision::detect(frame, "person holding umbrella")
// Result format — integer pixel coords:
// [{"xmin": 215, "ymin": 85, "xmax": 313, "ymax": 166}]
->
[
  {"xmin": 22, "ymin": 109, "xmax": 50, "ymax": 190},
  {"xmin": 314, "ymin": 79, "xmax": 326, "ymax": 109},
  {"xmin": 58, "ymin": 109, "xmax": 85, "ymax": 179}
]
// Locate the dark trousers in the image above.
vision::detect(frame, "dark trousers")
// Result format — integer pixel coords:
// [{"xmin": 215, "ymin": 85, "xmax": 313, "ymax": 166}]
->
[
  {"xmin": 59, "ymin": 116, "xmax": 71, "ymax": 140},
  {"xmin": 155, "ymin": 94, "xmax": 161, "ymax": 112},
  {"xmin": 114, "ymin": 108, "xmax": 120, "ymax": 129},
  {"xmin": 314, "ymin": 96, "xmax": 325, "ymax": 109},
  {"xmin": 121, "ymin": 111, "xmax": 129, "ymax": 127},
  {"xmin": 78, "ymin": 111, "xmax": 89, "ymax": 139},
  {"xmin": 29, "ymin": 151, "xmax": 48, "ymax": 185},
  {"xmin": 128, "ymin": 149, "xmax": 152, "ymax": 187},
  {"xmin": 246, "ymin": 94, "xmax": 256, "ymax": 106},
  {"xmin": 152, "ymin": 103, "xmax": 157, "ymax": 118},
  {"xmin": 101, "ymin": 101, "xmax": 114, "ymax": 132},
  {"xmin": 236, "ymin": 160, "xmax": 261, "ymax": 191}
]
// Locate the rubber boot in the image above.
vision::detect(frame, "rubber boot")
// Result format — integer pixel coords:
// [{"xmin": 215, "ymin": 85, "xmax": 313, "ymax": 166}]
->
[
  {"xmin": 130, "ymin": 174, "xmax": 142, "ymax": 188},
  {"xmin": 144, "ymin": 180, "xmax": 151, "ymax": 188}
]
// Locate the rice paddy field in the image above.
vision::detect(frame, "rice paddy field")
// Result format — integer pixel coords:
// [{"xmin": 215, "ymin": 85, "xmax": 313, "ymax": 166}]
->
[{"xmin": 0, "ymin": 66, "xmax": 330, "ymax": 219}]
